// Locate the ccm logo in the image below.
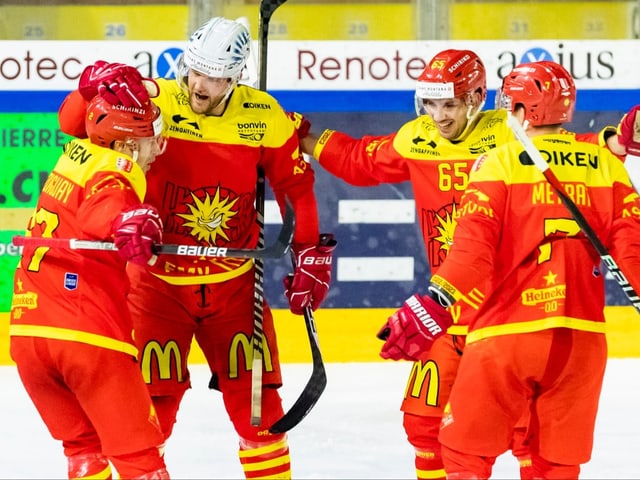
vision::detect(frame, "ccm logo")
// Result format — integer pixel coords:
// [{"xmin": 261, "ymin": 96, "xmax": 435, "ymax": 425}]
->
[{"xmin": 302, "ymin": 257, "xmax": 332, "ymax": 265}]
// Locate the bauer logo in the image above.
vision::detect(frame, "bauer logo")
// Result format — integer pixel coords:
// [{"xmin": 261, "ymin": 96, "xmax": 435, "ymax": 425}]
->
[
  {"xmin": 64, "ymin": 272, "xmax": 78, "ymax": 291},
  {"xmin": 175, "ymin": 245, "xmax": 229, "ymax": 256}
]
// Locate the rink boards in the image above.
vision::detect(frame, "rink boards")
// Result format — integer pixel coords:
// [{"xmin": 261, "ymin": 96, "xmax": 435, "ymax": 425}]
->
[{"xmin": 0, "ymin": 306, "xmax": 639, "ymax": 366}]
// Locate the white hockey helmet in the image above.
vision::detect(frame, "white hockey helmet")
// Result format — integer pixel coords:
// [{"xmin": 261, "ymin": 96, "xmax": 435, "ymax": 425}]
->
[{"xmin": 178, "ymin": 17, "xmax": 251, "ymax": 87}]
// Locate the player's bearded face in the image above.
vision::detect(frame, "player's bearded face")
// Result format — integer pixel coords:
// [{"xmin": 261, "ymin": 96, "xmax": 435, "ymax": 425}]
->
[
  {"xmin": 188, "ymin": 71, "xmax": 232, "ymax": 115},
  {"xmin": 423, "ymin": 97, "xmax": 471, "ymax": 140}
]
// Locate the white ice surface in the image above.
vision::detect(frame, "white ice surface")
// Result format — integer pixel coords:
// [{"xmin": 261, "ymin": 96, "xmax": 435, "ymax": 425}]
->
[{"xmin": 1, "ymin": 360, "xmax": 639, "ymax": 479}]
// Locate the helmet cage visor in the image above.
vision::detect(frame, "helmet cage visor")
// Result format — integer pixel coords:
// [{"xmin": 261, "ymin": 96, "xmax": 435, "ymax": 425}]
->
[
  {"xmin": 414, "ymin": 80, "xmax": 457, "ymax": 116},
  {"xmin": 416, "ymin": 80, "xmax": 456, "ymax": 100},
  {"xmin": 495, "ymin": 87, "xmax": 513, "ymax": 112}
]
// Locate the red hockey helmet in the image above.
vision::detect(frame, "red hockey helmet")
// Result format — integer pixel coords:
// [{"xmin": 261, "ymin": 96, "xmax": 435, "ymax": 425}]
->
[
  {"xmin": 415, "ymin": 49, "xmax": 487, "ymax": 102},
  {"xmin": 85, "ymin": 95, "xmax": 163, "ymax": 148},
  {"xmin": 496, "ymin": 60, "xmax": 576, "ymax": 126}
]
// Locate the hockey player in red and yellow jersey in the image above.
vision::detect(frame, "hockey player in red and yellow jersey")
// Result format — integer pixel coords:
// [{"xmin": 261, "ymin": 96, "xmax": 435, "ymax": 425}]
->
[
  {"xmin": 302, "ymin": 49, "xmax": 522, "ymax": 480},
  {"xmin": 379, "ymin": 61, "xmax": 640, "ymax": 478},
  {"xmin": 58, "ymin": 17, "xmax": 335, "ymax": 479},
  {"xmin": 299, "ymin": 49, "xmax": 625, "ymax": 480},
  {"xmin": 10, "ymin": 96, "xmax": 169, "ymax": 479}
]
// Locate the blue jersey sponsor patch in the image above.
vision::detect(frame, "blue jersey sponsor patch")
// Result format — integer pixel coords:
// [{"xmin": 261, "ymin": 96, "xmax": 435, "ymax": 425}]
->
[{"xmin": 64, "ymin": 272, "xmax": 79, "ymax": 291}]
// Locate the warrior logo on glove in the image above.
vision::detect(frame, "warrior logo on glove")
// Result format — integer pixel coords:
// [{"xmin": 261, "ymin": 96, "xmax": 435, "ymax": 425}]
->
[
  {"xmin": 405, "ymin": 295, "xmax": 445, "ymax": 336},
  {"xmin": 377, "ymin": 293, "xmax": 453, "ymax": 361}
]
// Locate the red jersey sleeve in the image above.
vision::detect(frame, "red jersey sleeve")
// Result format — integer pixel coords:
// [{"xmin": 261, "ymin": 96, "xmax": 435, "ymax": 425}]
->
[
  {"xmin": 314, "ymin": 129, "xmax": 411, "ymax": 186},
  {"xmin": 605, "ymin": 158, "xmax": 640, "ymax": 292},
  {"xmin": 261, "ymin": 104, "xmax": 319, "ymax": 245},
  {"xmin": 575, "ymin": 126, "xmax": 624, "ymax": 160}
]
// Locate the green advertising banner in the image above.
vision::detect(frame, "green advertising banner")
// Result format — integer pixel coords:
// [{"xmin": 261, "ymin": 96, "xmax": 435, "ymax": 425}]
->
[{"xmin": 0, "ymin": 113, "xmax": 70, "ymax": 311}]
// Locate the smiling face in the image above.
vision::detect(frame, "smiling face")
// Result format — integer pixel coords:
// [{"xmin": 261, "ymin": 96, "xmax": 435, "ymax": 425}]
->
[
  {"xmin": 418, "ymin": 89, "xmax": 485, "ymax": 141},
  {"xmin": 187, "ymin": 70, "xmax": 233, "ymax": 116},
  {"xmin": 422, "ymin": 97, "xmax": 471, "ymax": 140}
]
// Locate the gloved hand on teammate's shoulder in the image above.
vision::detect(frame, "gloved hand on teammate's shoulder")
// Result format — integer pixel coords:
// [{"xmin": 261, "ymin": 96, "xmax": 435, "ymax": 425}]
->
[
  {"xmin": 79, "ymin": 60, "xmax": 160, "ymax": 108},
  {"xmin": 112, "ymin": 204, "xmax": 163, "ymax": 266},
  {"xmin": 377, "ymin": 292, "xmax": 453, "ymax": 361},
  {"xmin": 617, "ymin": 104, "xmax": 640, "ymax": 156},
  {"xmin": 286, "ymin": 111, "xmax": 311, "ymax": 140},
  {"xmin": 284, "ymin": 233, "xmax": 337, "ymax": 315}
]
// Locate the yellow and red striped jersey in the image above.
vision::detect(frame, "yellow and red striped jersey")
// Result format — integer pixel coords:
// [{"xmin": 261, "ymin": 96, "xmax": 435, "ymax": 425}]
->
[
  {"xmin": 432, "ymin": 133, "xmax": 640, "ymax": 343},
  {"xmin": 314, "ymin": 109, "xmax": 513, "ymax": 332},
  {"xmin": 11, "ymin": 139, "xmax": 147, "ymax": 355},
  {"xmin": 146, "ymin": 80, "xmax": 319, "ymax": 285}
]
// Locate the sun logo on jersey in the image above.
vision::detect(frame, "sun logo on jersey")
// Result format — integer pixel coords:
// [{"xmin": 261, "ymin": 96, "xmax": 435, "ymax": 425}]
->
[
  {"xmin": 423, "ymin": 202, "xmax": 459, "ymax": 268},
  {"xmin": 433, "ymin": 203, "xmax": 458, "ymax": 253},
  {"xmin": 177, "ymin": 188, "xmax": 239, "ymax": 243}
]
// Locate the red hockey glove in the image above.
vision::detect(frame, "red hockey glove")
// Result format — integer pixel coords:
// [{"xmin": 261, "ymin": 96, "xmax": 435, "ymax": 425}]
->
[
  {"xmin": 377, "ymin": 294, "xmax": 452, "ymax": 361},
  {"xmin": 618, "ymin": 104, "xmax": 640, "ymax": 156},
  {"xmin": 284, "ymin": 233, "xmax": 337, "ymax": 314},
  {"xmin": 78, "ymin": 60, "xmax": 159, "ymax": 108},
  {"xmin": 112, "ymin": 204, "xmax": 163, "ymax": 266},
  {"xmin": 286, "ymin": 111, "xmax": 311, "ymax": 140}
]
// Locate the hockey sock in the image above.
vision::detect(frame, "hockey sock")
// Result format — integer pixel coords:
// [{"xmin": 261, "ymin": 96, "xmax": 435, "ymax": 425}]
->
[
  {"xmin": 67, "ymin": 452, "xmax": 112, "ymax": 480},
  {"xmin": 130, "ymin": 467, "xmax": 170, "ymax": 479},
  {"xmin": 511, "ymin": 421, "xmax": 535, "ymax": 479},
  {"xmin": 238, "ymin": 437, "xmax": 291, "ymax": 479},
  {"xmin": 415, "ymin": 447, "xmax": 446, "ymax": 480},
  {"xmin": 530, "ymin": 453, "xmax": 580, "ymax": 479},
  {"xmin": 518, "ymin": 455, "xmax": 534, "ymax": 479},
  {"xmin": 109, "ymin": 446, "xmax": 167, "ymax": 479},
  {"xmin": 440, "ymin": 444, "xmax": 494, "ymax": 479},
  {"xmin": 403, "ymin": 413, "xmax": 445, "ymax": 480}
]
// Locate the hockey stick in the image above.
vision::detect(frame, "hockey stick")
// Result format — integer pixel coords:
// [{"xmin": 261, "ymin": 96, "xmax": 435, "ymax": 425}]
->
[
  {"xmin": 250, "ymin": 170, "xmax": 267, "ymax": 425},
  {"xmin": 269, "ymin": 236, "xmax": 332, "ymax": 433},
  {"xmin": 258, "ymin": 0, "xmax": 288, "ymax": 91},
  {"xmin": 12, "ymin": 200, "xmax": 294, "ymax": 260},
  {"xmin": 507, "ymin": 114, "xmax": 640, "ymax": 313},
  {"xmin": 250, "ymin": 0, "xmax": 289, "ymax": 427},
  {"xmin": 269, "ymin": 304, "xmax": 327, "ymax": 434},
  {"xmin": 257, "ymin": 0, "xmax": 328, "ymax": 432}
]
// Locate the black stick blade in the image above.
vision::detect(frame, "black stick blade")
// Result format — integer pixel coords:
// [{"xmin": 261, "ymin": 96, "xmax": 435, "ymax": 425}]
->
[{"xmin": 269, "ymin": 307, "xmax": 327, "ymax": 434}]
